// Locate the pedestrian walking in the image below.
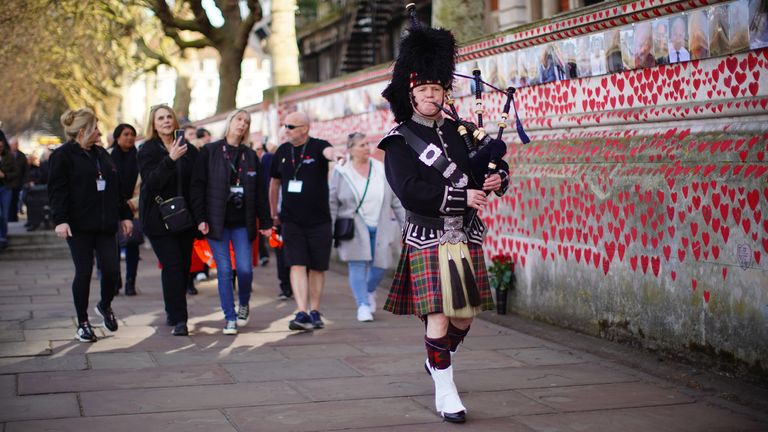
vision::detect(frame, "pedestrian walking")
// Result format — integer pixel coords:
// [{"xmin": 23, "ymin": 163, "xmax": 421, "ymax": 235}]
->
[
  {"xmin": 109, "ymin": 124, "xmax": 142, "ymax": 296},
  {"xmin": 260, "ymin": 141, "xmax": 292, "ymax": 300},
  {"xmin": 377, "ymin": 8, "xmax": 510, "ymax": 423},
  {"xmin": 138, "ymin": 104, "xmax": 199, "ymax": 336},
  {"xmin": 8, "ymin": 138, "xmax": 27, "ymax": 222},
  {"xmin": 269, "ymin": 112, "xmax": 340, "ymax": 331},
  {"xmin": 190, "ymin": 110, "xmax": 272, "ymax": 335},
  {"xmin": 47, "ymin": 109, "xmax": 133, "ymax": 342},
  {"xmin": 0, "ymin": 130, "xmax": 19, "ymax": 251},
  {"xmin": 329, "ymin": 132, "xmax": 404, "ymax": 322}
]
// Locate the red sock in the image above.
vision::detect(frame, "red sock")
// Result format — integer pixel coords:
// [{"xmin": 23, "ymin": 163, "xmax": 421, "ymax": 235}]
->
[
  {"xmin": 425, "ymin": 335, "xmax": 452, "ymax": 369},
  {"xmin": 447, "ymin": 322, "xmax": 470, "ymax": 352}
]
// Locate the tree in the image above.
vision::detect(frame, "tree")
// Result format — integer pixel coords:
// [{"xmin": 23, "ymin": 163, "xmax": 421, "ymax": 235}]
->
[
  {"xmin": 137, "ymin": 0, "xmax": 264, "ymax": 113},
  {"xmin": 433, "ymin": 0, "xmax": 486, "ymax": 43},
  {"xmin": 270, "ymin": 0, "xmax": 301, "ymax": 86},
  {"xmin": 0, "ymin": 0, "xmax": 166, "ymax": 136}
]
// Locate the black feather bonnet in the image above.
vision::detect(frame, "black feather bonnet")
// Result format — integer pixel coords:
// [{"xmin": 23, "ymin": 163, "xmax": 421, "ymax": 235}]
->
[{"xmin": 382, "ymin": 6, "xmax": 457, "ymax": 123}]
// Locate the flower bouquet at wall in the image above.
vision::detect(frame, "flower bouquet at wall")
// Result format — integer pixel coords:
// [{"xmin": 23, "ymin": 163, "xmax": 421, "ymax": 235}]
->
[{"xmin": 487, "ymin": 254, "xmax": 515, "ymax": 314}]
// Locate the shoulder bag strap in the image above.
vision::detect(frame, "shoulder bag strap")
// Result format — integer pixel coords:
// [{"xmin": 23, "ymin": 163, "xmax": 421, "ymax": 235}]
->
[
  {"xmin": 396, "ymin": 124, "xmax": 469, "ymax": 188},
  {"xmin": 353, "ymin": 160, "xmax": 372, "ymax": 214}
]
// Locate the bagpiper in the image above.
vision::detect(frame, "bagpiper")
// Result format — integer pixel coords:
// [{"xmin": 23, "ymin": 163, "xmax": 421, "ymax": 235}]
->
[{"xmin": 378, "ymin": 3, "xmax": 511, "ymax": 424}]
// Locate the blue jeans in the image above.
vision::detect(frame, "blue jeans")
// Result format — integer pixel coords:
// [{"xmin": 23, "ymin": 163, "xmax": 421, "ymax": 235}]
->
[
  {"xmin": 347, "ymin": 226, "xmax": 386, "ymax": 307},
  {"xmin": 0, "ymin": 186, "xmax": 11, "ymax": 242},
  {"xmin": 208, "ymin": 226, "xmax": 253, "ymax": 321}
]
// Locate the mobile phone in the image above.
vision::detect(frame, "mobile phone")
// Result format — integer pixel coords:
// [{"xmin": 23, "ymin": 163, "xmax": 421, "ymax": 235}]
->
[{"xmin": 174, "ymin": 129, "xmax": 185, "ymax": 145}]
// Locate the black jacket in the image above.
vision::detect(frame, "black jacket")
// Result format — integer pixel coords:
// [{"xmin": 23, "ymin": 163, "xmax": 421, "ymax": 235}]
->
[
  {"xmin": 8, "ymin": 150, "xmax": 27, "ymax": 189},
  {"xmin": 190, "ymin": 139, "xmax": 271, "ymax": 242},
  {"xmin": 47, "ymin": 141, "xmax": 132, "ymax": 233},
  {"xmin": 137, "ymin": 138, "xmax": 198, "ymax": 237},
  {"xmin": 109, "ymin": 145, "xmax": 139, "ymax": 202},
  {"xmin": 0, "ymin": 149, "xmax": 17, "ymax": 188}
]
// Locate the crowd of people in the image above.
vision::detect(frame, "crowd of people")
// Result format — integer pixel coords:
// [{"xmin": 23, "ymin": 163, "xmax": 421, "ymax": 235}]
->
[{"xmin": 1, "ymin": 8, "xmax": 511, "ymax": 423}]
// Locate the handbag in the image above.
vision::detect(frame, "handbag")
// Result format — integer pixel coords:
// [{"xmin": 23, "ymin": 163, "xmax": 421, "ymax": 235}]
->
[
  {"xmin": 333, "ymin": 161, "xmax": 371, "ymax": 246},
  {"xmin": 155, "ymin": 160, "xmax": 194, "ymax": 233}
]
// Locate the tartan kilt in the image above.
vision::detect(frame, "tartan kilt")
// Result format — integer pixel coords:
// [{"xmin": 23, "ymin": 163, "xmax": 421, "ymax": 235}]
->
[{"xmin": 384, "ymin": 242, "xmax": 494, "ymax": 317}]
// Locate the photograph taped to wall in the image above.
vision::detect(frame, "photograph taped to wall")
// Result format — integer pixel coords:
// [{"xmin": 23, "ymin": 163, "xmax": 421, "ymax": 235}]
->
[
  {"xmin": 516, "ymin": 49, "xmax": 531, "ymax": 86},
  {"xmin": 558, "ymin": 39, "xmax": 578, "ymax": 79},
  {"xmin": 688, "ymin": 8, "xmax": 711, "ymax": 59},
  {"xmin": 538, "ymin": 44, "xmax": 562, "ymax": 84},
  {"xmin": 668, "ymin": 14, "xmax": 690, "ymax": 63},
  {"xmin": 634, "ymin": 22, "xmax": 656, "ymax": 68},
  {"xmin": 730, "ymin": 0, "xmax": 750, "ymax": 51},
  {"xmin": 620, "ymin": 27, "xmax": 635, "ymax": 70},
  {"xmin": 576, "ymin": 36, "xmax": 592, "ymax": 78},
  {"xmin": 749, "ymin": 0, "xmax": 768, "ymax": 49},
  {"xmin": 605, "ymin": 29, "xmax": 624, "ymax": 73},
  {"xmin": 653, "ymin": 18, "xmax": 671, "ymax": 65},
  {"xmin": 527, "ymin": 46, "xmax": 543, "ymax": 86},
  {"xmin": 709, "ymin": 4, "xmax": 731, "ymax": 56},
  {"xmin": 589, "ymin": 33, "xmax": 607, "ymax": 76}
]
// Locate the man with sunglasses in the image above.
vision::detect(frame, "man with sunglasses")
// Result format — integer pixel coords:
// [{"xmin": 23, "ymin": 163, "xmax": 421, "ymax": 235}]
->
[{"xmin": 269, "ymin": 111, "xmax": 339, "ymax": 331}]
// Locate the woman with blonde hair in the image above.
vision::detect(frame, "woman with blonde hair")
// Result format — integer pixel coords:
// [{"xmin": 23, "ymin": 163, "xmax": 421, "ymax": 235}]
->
[
  {"xmin": 138, "ymin": 104, "xmax": 199, "ymax": 336},
  {"xmin": 329, "ymin": 132, "xmax": 404, "ymax": 321},
  {"xmin": 48, "ymin": 109, "xmax": 133, "ymax": 342},
  {"xmin": 190, "ymin": 109, "xmax": 272, "ymax": 334}
]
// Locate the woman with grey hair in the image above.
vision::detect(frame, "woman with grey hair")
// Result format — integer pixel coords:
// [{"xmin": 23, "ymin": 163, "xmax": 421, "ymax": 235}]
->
[
  {"xmin": 190, "ymin": 109, "xmax": 272, "ymax": 335},
  {"xmin": 329, "ymin": 132, "xmax": 405, "ymax": 321}
]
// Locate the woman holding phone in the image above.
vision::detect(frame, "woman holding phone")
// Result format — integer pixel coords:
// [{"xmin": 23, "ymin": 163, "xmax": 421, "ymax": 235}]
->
[
  {"xmin": 190, "ymin": 110, "xmax": 272, "ymax": 335},
  {"xmin": 138, "ymin": 105, "xmax": 199, "ymax": 336}
]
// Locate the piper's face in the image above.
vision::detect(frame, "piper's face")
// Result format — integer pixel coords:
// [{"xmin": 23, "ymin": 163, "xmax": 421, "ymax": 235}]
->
[{"xmin": 411, "ymin": 84, "xmax": 445, "ymax": 118}]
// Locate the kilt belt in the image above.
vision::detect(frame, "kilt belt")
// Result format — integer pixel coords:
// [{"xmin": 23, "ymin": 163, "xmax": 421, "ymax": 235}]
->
[{"xmin": 403, "ymin": 211, "xmax": 486, "ymax": 249}]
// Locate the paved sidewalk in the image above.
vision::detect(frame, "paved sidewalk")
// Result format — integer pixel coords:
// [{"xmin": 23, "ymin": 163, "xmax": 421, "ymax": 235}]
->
[{"xmin": 1, "ymin": 238, "xmax": 767, "ymax": 431}]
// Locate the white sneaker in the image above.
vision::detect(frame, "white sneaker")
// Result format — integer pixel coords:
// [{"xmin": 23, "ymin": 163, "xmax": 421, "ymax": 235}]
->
[
  {"xmin": 368, "ymin": 292, "xmax": 377, "ymax": 311},
  {"xmin": 223, "ymin": 320, "xmax": 237, "ymax": 335},
  {"xmin": 357, "ymin": 305, "xmax": 374, "ymax": 322},
  {"xmin": 426, "ymin": 360, "xmax": 466, "ymax": 417}
]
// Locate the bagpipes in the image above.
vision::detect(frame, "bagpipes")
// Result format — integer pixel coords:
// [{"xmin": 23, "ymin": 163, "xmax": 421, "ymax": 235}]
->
[{"xmin": 434, "ymin": 70, "xmax": 530, "ymax": 183}]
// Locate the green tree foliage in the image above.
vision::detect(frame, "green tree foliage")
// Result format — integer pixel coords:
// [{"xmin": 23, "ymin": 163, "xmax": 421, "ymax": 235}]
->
[{"xmin": 433, "ymin": 0, "xmax": 486, "ymax": 43}]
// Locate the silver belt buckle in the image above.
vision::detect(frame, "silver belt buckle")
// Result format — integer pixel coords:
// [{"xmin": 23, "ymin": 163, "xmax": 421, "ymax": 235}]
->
[{"xmin": 443, "ymin": 216, "xmax": 463, "ymax": 231}]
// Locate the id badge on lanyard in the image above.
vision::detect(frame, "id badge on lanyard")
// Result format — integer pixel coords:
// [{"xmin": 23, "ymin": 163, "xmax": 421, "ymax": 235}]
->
[
  {"xmin": 96, "ymin": 178, "xmax": 106, "ymax": 191},
  {"xmin": 287, "ymin": 179, "xmax": 303, "ymax": 193}
]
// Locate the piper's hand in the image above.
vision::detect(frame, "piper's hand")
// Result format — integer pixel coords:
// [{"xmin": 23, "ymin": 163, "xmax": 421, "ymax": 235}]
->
[
  {"xmin": 55, "ymin": 223, "xmax": 72, "ymax": 238},
  {"xmin": 198, "ymin": 222, "xmax": 209, "ymax": 235},
  {"xmin": 483, "ymin": 173, "xmax": 502, "ymax": 192},
  {"xmin": 121, "ymin": 219, "xmax": 133, "ymax": 237},
  {"xmin": 169, "ymin": 136, "xmax": 188, "ymax": 161},
  {"xmin": 466, "ymin": 189, "xmax": 488, "ymax": 210}
]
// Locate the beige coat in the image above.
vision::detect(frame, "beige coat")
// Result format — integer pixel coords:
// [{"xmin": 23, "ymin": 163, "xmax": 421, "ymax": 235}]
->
[{"xmin": 329, "ymin": 159, "xmax": 405, "ymax": 269}]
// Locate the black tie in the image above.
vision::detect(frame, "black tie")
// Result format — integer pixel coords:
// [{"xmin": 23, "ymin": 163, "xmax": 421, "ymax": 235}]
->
[{"xmin": 676, "ymin": 50, "xmax": 680, "ymax": 62}]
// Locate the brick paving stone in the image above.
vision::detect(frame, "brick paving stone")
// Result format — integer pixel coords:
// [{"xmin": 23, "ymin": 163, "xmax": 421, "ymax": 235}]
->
[
  {"xmin": 0, "ymin": 341, "xmax": 50, "ymax": 358},
  {"xmin": 341, "ymin": 350, "xmax": 525, "ymax": 376},
  {"xmin": 0, "ymin": 297, "xmax": 31, "ymax": 305},
  {"xmin": 223, "ymin": 358, "xmax": 361, "ymax": 383},
  {"xmin": 345, "ymin": 417, "xmax": 537, "ymax": 431},
  {"xmin": 514, "ymin": 402, "xmax": 767, "ymax": 432},
  {"xmin": 499, "ymin": 347, "xmax": 588, "ymax": 366},
  {"xmin": 461, "ymin": 333, "xmax": 549, "ymax": 350},
  {"xmin": 87, "ymin": 352, "xmax": 157, "ymax": 369},
  {"xmin": 80, "ymin": 381, "xmax": 309, "ymax": 416},
  {"xmin": 517, "ymin": 382, "xmax": 694, "ymax": 412},
  {"xmin": 274, "ymin": 342, "xmax": 366, "ymax": 359},
  {"xmin": 290, "ymin": 372, "xmax": 433, "ymax": 401},
  {"xmin": 17, "ymin": 364, "xmax": 233, "ymax": 394},
  {"xmin": 19, "ymin": 317, "xmax": 75, "ymax": 330},
  {"xmin": 22, "ymin": 328, "xmax": 87, "ymax": 342},
  {"xmin": 150, "ymin": 346, "xmax": 284, "ymax": 366},
  {"xmin": 412, "ymin": 389, "xmax": 556, "ymax": 419},
  {"xmin": 349, "ymin": 342, "xmax": 425, "ymax": 355},
  {"xmin": 0, "ymin": 311, "xmax": 31, "ymax": 321},
  {"xmin": 0, "ymin": 355, "xmax": 87, "ymax": 374},
  {"xmin": 5, "ymin": 410, "xmax": 238, "ymax": 432},
  {"xmin": 0, "ymin": 393, "xmax": 80, "ymax": 422},
  {"xmin": 0, "ymin": 375, "xmax": 15, "ymax": 396},
  {"xmin": 225, "ymin": 397, "xmax": 438, "ymax": 432},
  {"xmin": 451, "ymin": 363, "xmax": 638, "ymax": 392}
]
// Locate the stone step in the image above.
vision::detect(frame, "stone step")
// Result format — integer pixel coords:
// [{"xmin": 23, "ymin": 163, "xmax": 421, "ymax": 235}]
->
[{"xmin": 1, "ymin": 243, "xmax": 71, "ymax": 261}]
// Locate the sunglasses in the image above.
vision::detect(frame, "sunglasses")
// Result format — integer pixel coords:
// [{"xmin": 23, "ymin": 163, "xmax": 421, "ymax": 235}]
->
[{"xmin": 283, "ymin": 124, "xmax": 305, "ymax": 130}]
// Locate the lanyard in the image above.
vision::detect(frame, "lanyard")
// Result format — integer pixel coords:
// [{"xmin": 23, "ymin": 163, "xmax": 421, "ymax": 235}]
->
[
  {"xmin": 222, "ymin": 144, "xmax": 243, "ymax": 186},
  {"xmin": 84, "ymin": 149, "xmax": 103, "ymax": 179},
  {"xmin": 290, "ymin": 142, "xmax": 309, "ymax": 179}
]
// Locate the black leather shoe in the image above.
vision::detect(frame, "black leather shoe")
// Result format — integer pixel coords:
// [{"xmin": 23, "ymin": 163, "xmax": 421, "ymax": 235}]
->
[
  {"xmin": 172, "ymin": 323, "xmax": 189, "ymax": 336},
  {"xmin": 442, "ymin": 411, "xmax": 466, "ymax": 423}
]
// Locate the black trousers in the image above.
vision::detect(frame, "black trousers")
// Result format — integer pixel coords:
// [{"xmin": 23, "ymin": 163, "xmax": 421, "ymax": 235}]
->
[
  {"xmin": 66, "ymin": 232, "xmax": 119, "ymax": 323},
  {"xmin": 148, "ymin": 234, "xmax": 193, "ymax": 324}
]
